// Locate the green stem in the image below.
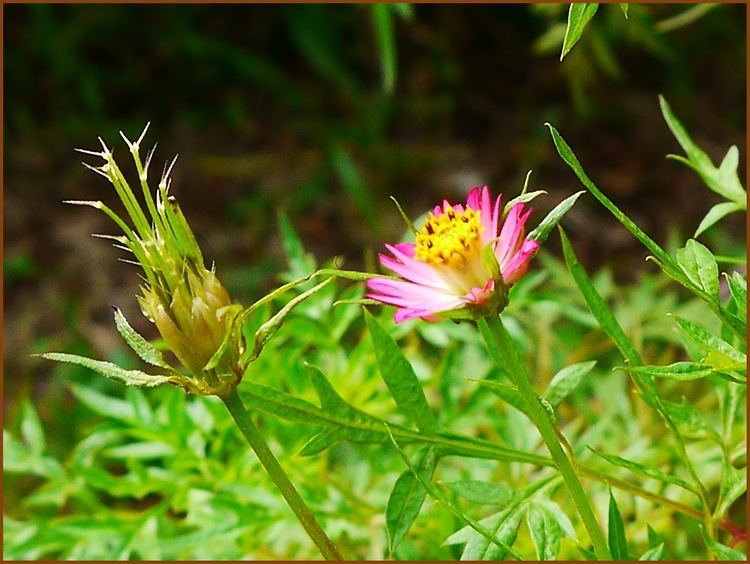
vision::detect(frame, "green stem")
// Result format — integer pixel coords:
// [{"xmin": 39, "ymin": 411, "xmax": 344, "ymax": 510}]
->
[
  {"xmin": 478, "ymin": 315, "xmax": 611, "ymax": 560},
  {"xmin": 222, "ymin": 388, "xmax": 343, "ymax": 560}
]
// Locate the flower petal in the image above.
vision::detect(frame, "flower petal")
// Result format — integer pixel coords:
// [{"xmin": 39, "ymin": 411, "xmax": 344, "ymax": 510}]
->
[
  {"xmin": 502, "ymin": 238, "xmax": 540, "ymax": 284},
  {"xmin": 495, "ymin": 203, "xmax": 532, "ymax": 268}
]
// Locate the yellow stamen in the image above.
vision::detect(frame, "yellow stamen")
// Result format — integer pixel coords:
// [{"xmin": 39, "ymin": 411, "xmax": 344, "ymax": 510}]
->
[{"xmin": 415, "ymin": 205, "xmax": 483, "ymax": 268}]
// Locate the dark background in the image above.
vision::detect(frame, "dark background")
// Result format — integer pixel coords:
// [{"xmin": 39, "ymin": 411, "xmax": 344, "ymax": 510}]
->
[{"xmin": 4, "ymin": 3, "xmax": 746, "ymax": 414}]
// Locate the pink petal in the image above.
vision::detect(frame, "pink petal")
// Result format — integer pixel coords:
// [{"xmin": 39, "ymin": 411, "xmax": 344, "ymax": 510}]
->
[
  {"xmin": 378, "ymin": 254, "xmax": 448, "ymax": 289},
  {"xmin": 495, "ymin": 203, "xmax": 532, "ymax": 268},
  {"xmin": 502, "ymin": 238, "xmax": 539, "ymax": 284}
]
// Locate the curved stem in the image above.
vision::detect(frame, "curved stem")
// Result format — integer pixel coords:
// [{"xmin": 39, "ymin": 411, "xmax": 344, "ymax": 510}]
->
[
  {"xmin": 222, "ymin": 388, "xmax": 343, "ymax": 560},
  {"xmin": 478, "ymin": 315, "xmax": 611, "ymax": 560}
]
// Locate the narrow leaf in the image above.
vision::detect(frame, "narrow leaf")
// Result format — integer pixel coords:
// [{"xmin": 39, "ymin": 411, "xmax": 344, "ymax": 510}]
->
[
  {"xmin": 527, "ymin": 502, "xmax": 563, "ymax": 560},
  {"xmin": 591, "ymin": 449, "xmax": 696, "ymax": 493},
  {"xmin": 561, "ymin": 3, "xmax": 600, "ymax": 60},
  {"xmin": 113, "ymin": 307, "xmax": 171, "ymax": 369},
  {"xmin": 695, "ymin": 202, "xmax": 744, "ymax": 237},
  {"xmin": 386, "ymin": 447, "xmax": 437, "ymax": 555},
  {"xmin": 527, "ymin": 190, "xmax": 585, "ymax": 245},
  {"xmin": 608, "ymin": 490, "xmax": 628, "ymax": 560},
  {"xmin": 701, "ymin": 526, "xmax": 746, "ymax": 560},
  {"xmin": 676, "ymin": 240, "xmax": 719, "ymax": 303},
  {"xmin": 364, "ymin": 309, "xmax": 439, "ymax": 433},
  {"xmin": 40, "ymin": 353, "xmax": 173, "ymax": 387},
  {"xmin": 544, "ymin": 360, "xmax": 596, "ymax": 407},
  {"xmin": 448, "ymin": 480, "xmax": 516, "ymax": 506}
]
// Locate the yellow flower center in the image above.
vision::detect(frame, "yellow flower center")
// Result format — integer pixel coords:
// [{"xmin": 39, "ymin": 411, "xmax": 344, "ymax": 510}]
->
[{"xmin": 415, "ymin": 205, "xmax": 483, "ymax": 268}]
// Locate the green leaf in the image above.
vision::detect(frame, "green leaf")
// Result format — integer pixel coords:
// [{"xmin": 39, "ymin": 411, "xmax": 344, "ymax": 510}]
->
[
  {"xmin": 673, "ymin": 316, "xmax": 746, "ymax": 363},
  {"xmin": 561, "ymin": 3, "xmax": 600, "ymax": 60},
  {"xmin": 715, "ymin": 459, "xmax": 746, "ymax": 518},
  {"xmin": 20, "ymin": 400, "xmax": 46, "ymax": 456},
  {"xmin": 448, "ymin": 480, "xmax": 516, "ymax": 506},
  {"xmin": 478, "ymin": 380, "xmax": 528, "ymax": 417},
  {"xmin": 676, "ymin": 240, "xmax": 719, "ymax": 304},
  {"xmin": 639, "ymin": 543, "xmax": 666, "ymax": 560},
  {"xmin": 619, "ymin": 4, "xmax": 629, "ymax": 19},
  {"xmin": 591, "ymin": 449, "xmax": 696, "ymax": 493},
  {"xmin": 446, "ymin": 506, "xmax": 525, "ymax": 560},
  {"xmin": 547, "ymin": 123, "xmax": 684, "ymax": 284},
  {"xmin": 527, "ymin": 502, "xmax": 562, "ymax": 560},
  {"xmin": 660, "ymin": 96, "xmax": 746, "ymax": 204},
  {"xmin": 331, "ymin": 146, "xmax": 378, "ymax": 230},
  {"xmin": 701, "ymin": 526, "xmax": 746, "ymax": 560},
  {"xmin": 544, "ymin": 360, "xmax": 596, "ymax": 407},
  {"xmin": 385, "ymin": 447, "xmax": 437, "ymax": 555},
  {"xmin": 68, "ymin": 384, "xmax": 135, "ymax": 422},
  {"xmin": 608, "ymin": 490, "xmax": 628, "ymax": 560},
  {"xmin": 40, "ymin": 353, "xmax": 174, "ymax": 388},
  {"xmin": 647, "ymin": 525, "xmax": 664, "ymax": 549},
  {"xmin": 364, "ymin": 309, "xmax": 439, "ymax": 433},
  {"xmin": 113, "ymin": 307, "xmax": 171, "ymax": 369},
  {"xmin": 277, "ymin": 211, "xmax": 316, "ymax": 280},
  {"xmin": 372, "ymin": 4, "xmax": 396, "ymax": 94},
  {"xmin": 527, "ymin": 190, "xmax": 585, "ymax": 245},
  {"xmin": 625, "ymin": 362, "xmax": 721, "ymax": 382},
  {"xmin": 695, "ymin": 202, "xmax": 745, "ymax": 237},
  {"xmin": 298, "ymin": 428, "xmax": 341, "ymax": 456},
  {"xmin": 248, "ymin": 277, "xmax": 334, "ymax": 363},
  {"xmin": 103, "ymin": 441, "xmax": 176, "ymax": 460},
  {"xmin": 386, "ymin": 427, "xmax": 526, "ymax": 561},
  {"xmin": 662, "ymin": 400, "xmax": 721, "ymax": 441},
  {"xmin": 504, "ymin": 189, "xmax": 548, "ymax": 216}
]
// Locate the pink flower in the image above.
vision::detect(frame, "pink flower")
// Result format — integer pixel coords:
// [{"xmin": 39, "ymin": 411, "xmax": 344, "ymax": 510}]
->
[{"xmin": 367, "ymin": 186, "xmax": 540, "ymax": 323}]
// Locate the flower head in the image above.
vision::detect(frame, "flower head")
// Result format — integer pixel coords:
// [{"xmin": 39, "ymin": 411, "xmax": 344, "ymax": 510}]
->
[{"xmin": 367, "ymin": 186, "xmax": 539, "ymax": 323}]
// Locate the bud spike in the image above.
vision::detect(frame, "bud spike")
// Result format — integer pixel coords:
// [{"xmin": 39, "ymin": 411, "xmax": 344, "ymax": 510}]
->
[
  {"xmin": 75, "ymin": 147, "xmax": 104, "ymax": 157},
  {"xmin": 81, "ymin": 161, "xmax": 110, "ymax": 179}
]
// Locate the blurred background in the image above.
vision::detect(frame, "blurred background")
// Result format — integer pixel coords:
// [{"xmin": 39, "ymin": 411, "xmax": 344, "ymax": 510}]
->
[{"xmin": 3, "ymin": 4, "xmax": 746, "ymax": 558}]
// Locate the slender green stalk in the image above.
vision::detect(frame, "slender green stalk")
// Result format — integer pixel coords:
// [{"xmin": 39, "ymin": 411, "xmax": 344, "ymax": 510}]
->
[
  {"xmin": 222, "ymin": 389, "xmax": 343, "ymax": 561},
  {"xmin": 478, "ymin": 315, "xmax": 611, "ymax": 560}
]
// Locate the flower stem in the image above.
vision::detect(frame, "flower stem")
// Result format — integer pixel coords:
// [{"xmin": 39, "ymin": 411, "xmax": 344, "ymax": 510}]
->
[
  {"xmin": 222, "ymin": 388, "xmax": 343, "ymax": 560},
  {"xmin": 478, "ymin": 315, "xmax": 611, "ymax": 560}
]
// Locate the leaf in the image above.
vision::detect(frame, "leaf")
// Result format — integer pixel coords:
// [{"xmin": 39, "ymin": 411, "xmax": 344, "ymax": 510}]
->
[
  {"xmin": 660, "ymin": 95, "xmax": 746, "ymax": 204},
  {"xmin": 715, "ymin": 459, "xmax": 746, "ymax": 518},
  {"xmin": 527, "ymin": 190, "xmax": 585, "ymax": 245},
  {"xmin": 608, "ymin": 490, "xmax": 628, "ymax": 560},
  {"xmin": 277, "ymin": 211, "xmax": 316, "ymax": 280},
  {"xmin": 68, "ymin": 384, "xmax": 135, "ymax": 422},
  {"xmin": 385, "ymin": 447, "xmax": 437, "ymax": 555},
  {"xmin": 240, "ymin": 381, "xmax": 552, "ymax": 466},
  {"xmin": 504, "ymin": 189, "xmax": 548, "ymax": 215},
  {"xmin": 591, "ymin": 449, "xmax": 696, "ymax": 493},
  {"xmin": 725, "ymin": 272, "xmax": 747, "ymax": 325},
  {"xmin": 20, "ymin": 400, "xmax": 46, "ymax": 456},
  {"xmin": 625, "ymin": 362, "xmax": 720, "ymax": 382},
  {"xmin": 113, "ymin": 307, "xmax": 171, "ymax": 369},
  {"xmin": 527, "ymin": 502, "xmax": 562, "ymax": 560},
  {"xmin": 448, "ymin": 480, "xmax": 516, "ymax": 506},
  {"xmin": 695, "ymin": 202, "xmax": 745, "ymax": 237},
  {"xmin": 701, "ymin": 526, "xmax": 746, "ymax": 560},
  {"xmin": 544, "ymin": 360, "xmax": 596, "ymax": 407},
  {"xmin": 372, "ymin": 4, "xmax": 396, "ymax": 94},
  {"xmin": 40, "ymin": 353, "xmax": 174, "ymax": 388},
  {"xmin": 619, "ymin": 4, "xmax": 629, "ymax": 19},
  {"xmin": 561, "ymin": 3, "xmax": 600, "ymax": 60},
  {"xmin": 103, "ymin": 441, "xmax": 176, "ymax": 460},
  {"xmin": 662, "ymin": 400, "xmax": 721, "ymax": 442},
  {"xmin": 248, "ymin": 277, "xmax": 334, "ymax": 363},
  {"xmin": 675, "ymin": 240, "xmax": 719, "ymax": 304},
  {"xmin": 639, "ymin": 543, "xmax": 666, "ymax": 560},
  {"xmin": 298, "ymin": 429, "xmax": 342, "ymax": 456},
  {"xmin": 647, "ymin": 525, "xmax": 663, "ymax": 549},
  {"xmin": 445, "ymin": 506, "xmax": 525, "ymax": 560},
  {"xmin": 547, "ymin": 123, "xmax": 684, "ymax": 284},
  {"xmin": 673, "ymin": 316, "xmax": 746, "ymax": 363},
  {"xmin": 364, "ymin": 309, "xmax": 439, "ymax": 433},
  {"xmin": 478, "ymin": 380, "xmax": 528, "ymax": 417},
  {"xmin": 331, "ymin": 146, "xmax": 378, "ymax": 230}
]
